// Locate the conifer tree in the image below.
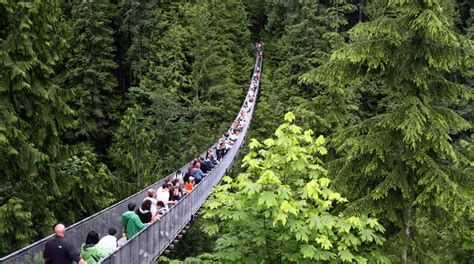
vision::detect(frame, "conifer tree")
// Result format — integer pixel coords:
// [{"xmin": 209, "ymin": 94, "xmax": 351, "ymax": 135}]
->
[
  {"xmin": 118, "ymin": 0, "xmax": 157, "ymax": 86},
  {"xmin": 255, "ymin": 1, "xmax": 355, "ymax": 139},
  {"xmin": 269, "ymin": 1, "xmax": 337, "ymax": 132},
  {"xmin": 461, "ymin": 6, "xmax": 474, "ymax": 126},
  {"xmin": 241, "ymin": 0, "xmax": 266, "ymax": 36},
  {"xmin": 133, "ymin": 4, "xmax": 191, "ymax": 171},
  {"xmin": 54, "ymin": 145, "xmax": 117, "ymax": 223},
  {"xmin": 305, "ymin": 0, "xmax": 474, "ymax": 262},
  {"xmin": 109, "ymin": 105, "xmax": 155, "ymax": 187},
  {"xmin": 0, "ymin": 0, "xmax": 74, "ymax": 255},
  {"xmin": 185, "ymin": 0, "xmax": 252, "ymax": 156},
  {"xmin": 62, "ymin": 0, "xmax": 120, "ymax": 155}
]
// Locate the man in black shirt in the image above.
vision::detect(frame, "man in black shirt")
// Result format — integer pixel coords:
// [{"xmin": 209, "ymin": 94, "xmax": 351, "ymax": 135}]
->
[{"xmin": 43, "ymin": 223, "xmax": 87, "ymax": 264}]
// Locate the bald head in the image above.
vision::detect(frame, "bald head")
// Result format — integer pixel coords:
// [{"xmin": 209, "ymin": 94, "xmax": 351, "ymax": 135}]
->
[{"xmin": 54, "ymin": 224, "xmax": 66, "ymax": 238}]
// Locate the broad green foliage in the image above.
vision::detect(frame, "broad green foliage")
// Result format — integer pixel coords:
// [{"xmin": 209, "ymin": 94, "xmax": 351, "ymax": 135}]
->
[
  {"xmin": 305, "ymin": 0, "xmax": 474, "ymax": 262},
  {"xmin": 3, "ymin": 0, "xmax": 472, "ymax": 262},
  {"xmin": 172, "ymin": 113, "xmax": 387, "ymax": 263}
]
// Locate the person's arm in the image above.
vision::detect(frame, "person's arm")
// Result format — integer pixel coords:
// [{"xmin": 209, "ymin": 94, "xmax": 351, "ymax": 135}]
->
[
  {"xmin": 134, "ymin": 216, "xmax": 148, "ymax": 230},
  {"xmin": 196, "ymin": 169, "xmax": 204, "ymax": 177},
  {"xmin": 78, "ymin": 259, "xmax": 88, "ymax": 264},
  {"xmin": 43, "ymin": 240, "xmax": 51, "ymax": 264},
  {"xmin": 97, "ymin": 247, "xmax": 109, "ymax": 258}
]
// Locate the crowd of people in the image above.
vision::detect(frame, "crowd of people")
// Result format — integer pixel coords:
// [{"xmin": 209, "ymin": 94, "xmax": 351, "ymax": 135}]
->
[{"xmin": 43, "ymin": 45, "xmax": 262, "ymax": 264}]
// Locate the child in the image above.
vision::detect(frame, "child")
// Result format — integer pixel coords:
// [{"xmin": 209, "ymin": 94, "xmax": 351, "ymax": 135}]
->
[{"xmin": 184, "ymin": 176, "xmax": 195, "ymax": 194}]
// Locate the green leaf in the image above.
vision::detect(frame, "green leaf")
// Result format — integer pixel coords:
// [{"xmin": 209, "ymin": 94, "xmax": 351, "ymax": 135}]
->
[
  {"xmin": 366, "ymin": 218, "xmax": 379, "ymax": 228},
  {"xmin": 339, "ymin": 250, "xmax": 354, "ymax": 262},
  {"xmin": 274, "ymin": 212, "xmax": 288, "ymax": 226},
  {"xmin": 316, "ymin": 235, "xmax": 333, "ymax": 249},
  {"xmin": 359, "ymin": 229, "xmax": 375, "ymax": 242},
  {"xmin": 263, "ymin": 138, "xmax": 275, "ymax": 147},
  {"xmin": 301, "ymin": 244, "xmax": 317, "ymax": 259},
  {"xmin": 249, "ymin": 138, "xmax": 262, "ymax": 149},
  {"xmin": 318, "ymin": 146, "xmax": 328, "ymax": 155},
  {"xmin": 222, "ymin": 176, "xmax": 233, "ymax": 183},
  {"xmin": 284, "ymin": 112, "xmax": 296, "ymax": 122},
  {"xmin": 315, "ymin": 135, "xmax": 325, "ymax": 146},
  {"xmin": 319, "ymin": 177, "xmax": 331, "ymax": 187},
  {"xmin": 348, "ymin": 216, "xmax": 362, "ymax": 227},
  {"xmin": 303, "ymin": 130, "xmax": 313, "ymax": 142},
  {"xmin": 258, "ymin": 191, "xmax": 278, "ymax": 207},
  {"xmin": 294, "ymin": 159, "xmax": 306, "ymax": 171}
]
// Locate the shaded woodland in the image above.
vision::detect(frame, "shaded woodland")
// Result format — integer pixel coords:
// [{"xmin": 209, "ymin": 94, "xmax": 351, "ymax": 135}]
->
[{"xmin": 1, "ymin": 0, "xmax": 473, "ymax": 263}]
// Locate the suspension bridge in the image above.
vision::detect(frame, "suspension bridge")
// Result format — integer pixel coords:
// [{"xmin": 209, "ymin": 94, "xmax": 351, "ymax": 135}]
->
[{"xmin": 0, "ymin": 47, "xmax": 263, "ymax": 264}]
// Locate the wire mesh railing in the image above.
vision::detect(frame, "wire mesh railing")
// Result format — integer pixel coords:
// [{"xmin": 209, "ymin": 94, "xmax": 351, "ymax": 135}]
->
[
  {"xmin": 99, "ymin": 49, "xmax": 262, "ymax": 264},
  {"xmin": 0, "ymin": 47, "xmax": 262, "ymax": 264}
]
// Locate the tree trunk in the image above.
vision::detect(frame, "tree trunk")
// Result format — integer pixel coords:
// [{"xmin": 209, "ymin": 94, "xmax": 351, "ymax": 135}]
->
[
  {"xmin": 402, "ymin": 206, "xmax": 412, "ymax": 263},
  {"xmin": 402, "ymin": 170, "xmax": 416, "ymax": 263}
]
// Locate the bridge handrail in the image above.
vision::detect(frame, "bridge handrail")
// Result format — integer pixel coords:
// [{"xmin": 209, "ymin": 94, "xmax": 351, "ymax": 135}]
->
[
  {"xmin": 99, "ymin": 51, "xmax": 262, "ymax": 264},
  {"xmin": 0, "ymin": 47, "xmax": 263, "ymax": 264}
]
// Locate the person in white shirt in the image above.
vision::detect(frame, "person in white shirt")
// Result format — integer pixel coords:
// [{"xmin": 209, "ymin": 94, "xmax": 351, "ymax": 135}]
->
[
  {"xmin": 97, "ymin": 228, "xmax": 117, "ymax": 252},
  {"xmin": 143, "ymin": 189, "xmax": 158, "ymax": 217},
  {"xmin": 156, "ymin": 183, "xmax": 173, "ymax": 209},
  {"xmin": 225, "ymin": 140, "xmax": 233, "ymax": 150},
  {"xmin": 229, "ymin": 133, "xmax": 238, "ymax": 141},
  {"xmin": 174, "ymin": 170, "xmax": 184, "ymax": 185}
]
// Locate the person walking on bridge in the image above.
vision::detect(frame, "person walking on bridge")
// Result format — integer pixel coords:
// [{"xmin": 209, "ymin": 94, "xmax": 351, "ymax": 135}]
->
[
  {"xmin": 43, "ymin": 223, "xmax": 87, "ymax": 264},
  {"xmin": 121, "ymin": 203, "xmax": 157, "ymax": 240}
]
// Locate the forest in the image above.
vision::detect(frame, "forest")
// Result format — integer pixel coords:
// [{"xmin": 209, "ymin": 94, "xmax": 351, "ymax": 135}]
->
[{"xmin": 0, "ymin": 0, "xmax": 473, "ymax": 263}]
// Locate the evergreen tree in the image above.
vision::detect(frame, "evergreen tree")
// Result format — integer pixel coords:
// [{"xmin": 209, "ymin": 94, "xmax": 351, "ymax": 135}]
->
[
  {"xmin": 269, "ymin": 1, "xmax": 337, "ymax": 133},
  {"xmin": 54, "ymin": 145, "xmax": 117, "ymax": 224},
  {"xmin": 133, "ymin": 73, "xmax": 186, "ymax": 178},
  {"xmin": 184, "ymin": 0, "xmax": 252, "ymax": 157},
  {"xmin": 459, "ymin": 6, "xmax": 474, "ymax": 127},
  {"xmin": 133, "ymin": 5, "xmax": 191, "ymax": 173},
  {"xmin": 109, "ymin": 105, "xmax": 155, "ymax": 188},
  {"xmin": 61, "ymin": 0, "xmax": 120, "ymax": 155},
  {"xmin": 242, "ymin": 0, "xmax": 266, "ymax": 37},
  {"xmin": 0, "ymin": 0, "xmax": 74, "ymax": 255},
  {"xmin": 306, "ymin": 0, "xmax": 474, "ymax": 262},
  {"xmin": 118, "ymin": 0, "xmax": 157, "ymax": 87},
  {"xmin": 254, "ymin": 1, "xmax": 355, "ymax": 140}
]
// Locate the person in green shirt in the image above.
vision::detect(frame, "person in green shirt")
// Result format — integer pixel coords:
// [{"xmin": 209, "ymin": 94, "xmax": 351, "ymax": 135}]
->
[
  {"xmin": 80, "ymin": 231, "xmax": 109, "ymax": 264},
  {"xmin": 121, "ymin": 202, "xmax": 156, "ymax": 240}
]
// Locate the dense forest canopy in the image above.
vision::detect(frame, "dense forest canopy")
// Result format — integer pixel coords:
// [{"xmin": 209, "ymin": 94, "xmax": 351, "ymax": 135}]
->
[{"xmin": 0, "ymin": 0, "xmax": 473, "ymax": 263}]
